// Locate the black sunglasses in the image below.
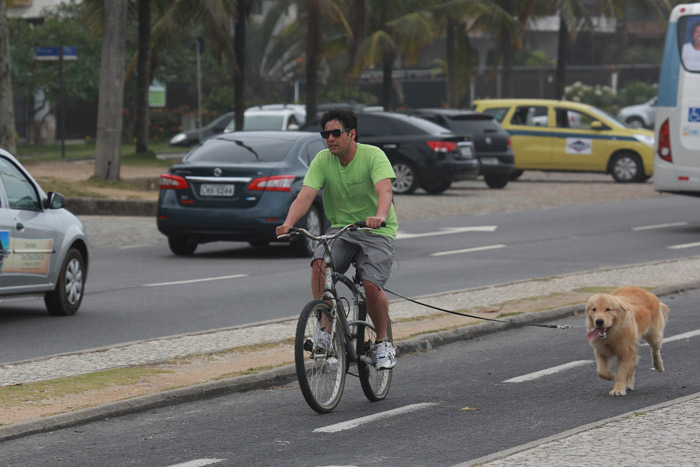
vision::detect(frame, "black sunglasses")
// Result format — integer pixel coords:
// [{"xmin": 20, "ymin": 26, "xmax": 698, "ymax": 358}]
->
[{"xmin": 320, "ymin": 128, "xmax": 351, "ymax": 139}]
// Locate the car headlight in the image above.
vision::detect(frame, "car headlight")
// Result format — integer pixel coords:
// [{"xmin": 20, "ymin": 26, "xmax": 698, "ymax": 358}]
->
[
  {"xmin": 633, "ymin": 134, "xmax": 655, "ymax": 147},
  {"xmin": 169, "ymin": 133, "xmax": 187, "ymax": 145}
]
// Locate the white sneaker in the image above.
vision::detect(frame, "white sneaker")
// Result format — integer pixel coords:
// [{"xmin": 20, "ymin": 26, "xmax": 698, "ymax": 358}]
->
[{"xmin": 375, "ymin": 340, "xmax": 396, "ymax": 370}]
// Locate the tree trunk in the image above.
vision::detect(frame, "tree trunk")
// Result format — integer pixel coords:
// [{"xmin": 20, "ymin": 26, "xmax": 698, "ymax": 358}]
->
[
  {"xmin": 95, "ymin": 0, "xmax": 128, "ymax": 181},
  {"xmin": 0, "ymin": 0, "xmax": 16, "ymax": 153},
  {"xmin": 345, "ymin": 0, "xmax": 367, "ymax": 79},
  {"xmin": 501, "ymin": 29, "xmax": 513, "ymax": 98},
  {"xmin": 305, "ymin": 0, "xmax": 320, "ymax": 123},
  {"xmin": 555, "ymin": 12, "xmax": 569, "ymax": 100},
  {"xmin": 234, "ymin": 0, "xmax": 250, "ymax": 132},
  {"xmin": 446, "ymin": 17, "xmax": 458, "ymax": 108},
  {"xmin": 382, "ymin": 50, "xmax": 394, "ymax": 111},
  {"xmin": 134, "ymin": 0, "xmax": 151, "ymax": 155}
]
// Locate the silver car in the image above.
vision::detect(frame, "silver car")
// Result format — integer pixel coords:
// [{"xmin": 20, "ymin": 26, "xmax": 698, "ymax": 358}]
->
[
  {"xmin": 617, "ymin": 96, "xmax": 657, "ymax": 129},
  {"xmin": 0, "ymin": 149, "xmax": 88, "ymax": 315}
]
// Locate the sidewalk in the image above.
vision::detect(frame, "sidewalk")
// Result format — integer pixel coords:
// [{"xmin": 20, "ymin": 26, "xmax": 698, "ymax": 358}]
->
[
  {"xmin": 465, "ymin": 392, "xmax": 700, "ymax": 466},
  {"xmin": 1, "ymin": 256, "xmax": 700, "ymax": 455}
]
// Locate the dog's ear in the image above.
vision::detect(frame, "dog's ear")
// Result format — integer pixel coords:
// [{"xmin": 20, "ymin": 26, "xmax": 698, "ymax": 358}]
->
[{"xmin": 614, "ymin": 296, "xmax": 630, "ymax": 313}]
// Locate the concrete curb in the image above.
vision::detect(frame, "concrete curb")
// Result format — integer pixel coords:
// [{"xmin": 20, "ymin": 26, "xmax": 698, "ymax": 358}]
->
[{"xmin": 0, "ymin": 282, "xmax": 696, "ymax": 442}]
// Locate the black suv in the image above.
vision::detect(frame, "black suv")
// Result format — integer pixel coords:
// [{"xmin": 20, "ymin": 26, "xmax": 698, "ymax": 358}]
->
[
  {"xmin": 303, "ymin": 111, "xmax": 478, "ymax": 194},
  {"xmin": 410, "ymin": 109, "xmax": 514, "ymax": 188}
]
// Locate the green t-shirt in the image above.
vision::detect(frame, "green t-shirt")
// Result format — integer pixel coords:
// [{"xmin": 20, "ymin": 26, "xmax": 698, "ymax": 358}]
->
[{"xmin": 303, "ymin": 143, "xmax": 398, "ymax": 238}]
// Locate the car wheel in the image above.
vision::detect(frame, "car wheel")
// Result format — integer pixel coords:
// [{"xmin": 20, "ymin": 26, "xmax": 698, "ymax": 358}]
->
[
  {"xmin": 509, "ymin": 170, "xmax": 524, "ymax": 181},
  {"xmin": 291, "ymin": 205, "xmax": 322, "ymax": 257},
  {"xmin": 626, "ymin": 117, "xmax": 645, "ymax": 129},
  {"xmin": 420, "ymin": 178, "xmax": 452, "ymax": 194},
  {"xmin": 391, "ymin": 161, "xmax": 419, "ymax": 194},
  {"xmin": 484, "ymin": 174, "xmax": 509, "ymax": 189},
  {"xmin": 168, "ymin": 236, "xmax": 198, "ymax": 255},
  {"xmin": 610, "ymin": 152, "xmax": 644, "ymax": 183},
  {"xmin": 45, "ymin": 248, "xmax": 85, "ymax": 316}
]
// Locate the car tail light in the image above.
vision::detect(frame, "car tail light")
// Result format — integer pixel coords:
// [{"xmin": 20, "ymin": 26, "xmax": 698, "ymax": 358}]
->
[
  {"xmin": 427, "ymin": 141, "xmax": 458, "ymax": 153},
  {"xmin": 507, "ymin": 137, "xmax": 512, "ymax": 148},
  {"xmin": 160, "ymin": 173, "xmax": 189, "ymax": 190},
  {"xmin": 657, "ymin": 118, "xmax": 672, "ymax": 163},
  {"xmin": 248, "ymin": 175, "xmax": 295, "ymax": 192}
]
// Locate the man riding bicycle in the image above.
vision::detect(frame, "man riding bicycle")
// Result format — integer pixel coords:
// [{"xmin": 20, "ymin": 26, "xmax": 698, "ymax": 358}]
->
[{"xmin": 276, "ymin": 108, "xmax": 399, "ymax": 370}]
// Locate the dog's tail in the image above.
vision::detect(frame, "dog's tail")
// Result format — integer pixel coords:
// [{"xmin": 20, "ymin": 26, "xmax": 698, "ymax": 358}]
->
[{"xmin": 659, "ymin": 302, "xmax": 670, "ymax": 323}]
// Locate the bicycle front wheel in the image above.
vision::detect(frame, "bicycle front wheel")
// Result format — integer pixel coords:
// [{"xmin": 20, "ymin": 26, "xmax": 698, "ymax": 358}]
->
[
  {"xmin": 356, "ymin": 304, "xmax": 393, "ymax": 402},
  {"xmin": 295, "ymin": 300, "xmax": 347, "ymax": 413}
]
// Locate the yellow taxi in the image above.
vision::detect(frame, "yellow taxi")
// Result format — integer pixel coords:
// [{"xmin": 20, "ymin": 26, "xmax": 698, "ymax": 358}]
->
[{"xmin": 472, "ymin": 99, "xmax": 655, "ymax": 182}]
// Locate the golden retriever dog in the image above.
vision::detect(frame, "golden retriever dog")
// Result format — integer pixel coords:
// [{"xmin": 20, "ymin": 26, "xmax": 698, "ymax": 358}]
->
[{"xmin": 585, "ymin": 286, "xmax": 669, "ymax": 396}]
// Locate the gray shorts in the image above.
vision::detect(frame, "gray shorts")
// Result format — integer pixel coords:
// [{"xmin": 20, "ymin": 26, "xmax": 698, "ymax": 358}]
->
[{"xmin": 312, "ymin": 229, "xmax": 395, "ymax": 288}]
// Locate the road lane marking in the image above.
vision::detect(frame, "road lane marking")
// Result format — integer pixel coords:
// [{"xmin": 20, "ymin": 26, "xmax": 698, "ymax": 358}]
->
[
  {"xmin": 168, "ymin": 459, "xmax": 225, "ymax": 467},
  {"xmin": 503, "ymin": 361, "xmax": 593, "ymax": 383},
  {"xmin": 313, "ymin": 403, "xmax": 438, "ymax": 433},
  {"xmin": 431, "ymin": 244, "xmax": 506, "ymax": 257},
  {"xmin": 396, "ymin": 226, "xmax": 497, "ymax": 240},
  {"xmin": 632, "ymin": 222, "xmax": 688, "ymax": 231},
  {"xmin": 642, "ymin": 329, "xmax": 700, "ymax": 346},
  {"xmin": 144, "ymin": 274, "xmax": 248, "ymax": 287},
  {"xmin": 668, "ymin": 241, "xmax": 700, "ymax": 250}
]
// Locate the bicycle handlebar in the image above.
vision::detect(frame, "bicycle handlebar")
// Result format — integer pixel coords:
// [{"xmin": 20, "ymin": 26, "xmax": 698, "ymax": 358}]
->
[{"xmin": 276, "ymin": 221, "xmax": 386, "ymax": 241}]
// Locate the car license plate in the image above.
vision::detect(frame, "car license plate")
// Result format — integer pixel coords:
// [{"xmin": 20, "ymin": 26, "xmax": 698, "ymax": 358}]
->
[
  {"xmin": 200, "ymin": 184, "xmax": 234, "ymax": 196},
  {"xmin": 480, "ymin": 158, "xmax": 499, "ymax": 166}
]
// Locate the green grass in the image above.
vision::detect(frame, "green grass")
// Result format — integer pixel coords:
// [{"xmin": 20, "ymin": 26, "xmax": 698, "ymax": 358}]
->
[
  {"xmin": 0, "ymin": 367, "xmax": 171, "ymax": 409},
  {"xmin": 15, "ymin": 140, "xmax": 187, "ymax": 166}
]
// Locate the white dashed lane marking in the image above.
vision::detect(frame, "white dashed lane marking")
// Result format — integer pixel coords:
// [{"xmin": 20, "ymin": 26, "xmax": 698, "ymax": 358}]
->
[
  {"xmin": 144, "ymin": 274, "xmax": 247, "ymax": 287},
  {"xmin": 313, "ymin": 403, "xmax": 438, "ymax": 433}
]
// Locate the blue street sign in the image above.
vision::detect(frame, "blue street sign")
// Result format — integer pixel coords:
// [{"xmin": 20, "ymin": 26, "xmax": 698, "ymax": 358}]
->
[{"xmin": 34, "ymin": 46, "xmax": 77, "ymax": 61}]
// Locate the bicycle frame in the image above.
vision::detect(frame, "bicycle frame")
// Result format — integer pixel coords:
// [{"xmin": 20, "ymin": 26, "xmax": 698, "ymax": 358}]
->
[{"xmin": 283, "ymin": 223, "xmax": 378, "ymax": 363}]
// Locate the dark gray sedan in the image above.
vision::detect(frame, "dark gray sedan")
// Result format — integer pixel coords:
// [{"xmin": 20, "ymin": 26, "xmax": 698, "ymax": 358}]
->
[
  {"xmin": 0, "ymin": 149, "xmax": 88, "ymax": 315},
  {"xmin": 157, "ymin": 131, "xmax": 329, "ymax": 256}
]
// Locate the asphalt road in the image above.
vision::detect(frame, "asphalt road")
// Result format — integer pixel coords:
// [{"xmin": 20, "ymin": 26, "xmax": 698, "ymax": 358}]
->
[
  {"xmin": 1, "ymin": 287, "xmax": 697, "ymax": 466},
  {"xmin": 1, "ymin": 194, "xmax": 700, "ymax": 363}
]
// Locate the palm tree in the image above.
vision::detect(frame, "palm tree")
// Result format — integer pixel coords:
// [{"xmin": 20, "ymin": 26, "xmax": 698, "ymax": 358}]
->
[
  {"xmin": 469, "ymin": 0, "xmax": 545, "ymax": 99},
  {"xmin": 95, "ymin": 0, "xmax": 128, "ymax": 180},
  {"xmin": 428, "ymin": 0, "xmax": 499, "ymax": 107},
  {"xmin": 364, "ymin": 0, "xmax": 434, "ymax": 110},
  {"xmin": 552, "ymin": 0, "xmax": 669, "ymax": 99},
  {"xmin": 0, "ymin": 0, "xmax": 16, "ymax": 153}
]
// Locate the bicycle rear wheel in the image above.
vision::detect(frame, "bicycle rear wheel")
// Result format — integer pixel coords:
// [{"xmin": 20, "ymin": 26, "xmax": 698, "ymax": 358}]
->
[
  {"xmin": 356, "ymin": 304, "xmax": 393, "ymax": 402},
  {"xmin": 295, "ymin": 300, "xmax": 347, "ymax": 413}
]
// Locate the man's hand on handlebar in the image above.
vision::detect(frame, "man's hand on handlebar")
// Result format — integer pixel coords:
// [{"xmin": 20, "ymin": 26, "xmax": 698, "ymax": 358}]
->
[
  {"xmin": 363, "ymin": 217, "xmax": 386, "ymax": 230},
  {"xmin": 276, "ymin": 224, "xmax": 293, "ymax": 237}
]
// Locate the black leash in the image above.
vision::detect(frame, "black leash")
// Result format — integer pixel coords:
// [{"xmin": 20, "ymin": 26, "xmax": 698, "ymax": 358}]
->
[{"xmin": 385, "ymin": 288, "xmax": 581, "ymax": 330}]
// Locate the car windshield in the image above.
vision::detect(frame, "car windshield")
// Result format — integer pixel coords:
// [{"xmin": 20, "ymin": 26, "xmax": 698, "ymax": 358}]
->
[
  {"xmin": 400, "ymin": 115, "xmax": 454, "ymax": 135},
  {"xmin": 445, "ymin": 116, "xmax": 500, "ymax": 134},
  {"xmin": 186, "ymin": 137, "xmax": 292, "ymax": 163},
  {"xmin": 587, "ymin": 106, "xmax": 625, "ymax": 128},
  {"xmin": 224, "ymin": 115, "xmax": 286, "ymax": 132}
]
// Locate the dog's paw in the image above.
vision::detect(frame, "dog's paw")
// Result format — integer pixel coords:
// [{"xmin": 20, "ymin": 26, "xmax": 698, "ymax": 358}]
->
[
  {"xmin": 598, "ymin": 371, "xmax": 615, "ymax": 381},
  {"xmin": 609, "ymin": 386, "xmax": 627, "ymax": 396}
]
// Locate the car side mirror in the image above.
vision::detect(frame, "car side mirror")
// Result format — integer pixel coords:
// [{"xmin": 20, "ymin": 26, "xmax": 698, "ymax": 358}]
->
[
  {"xmin": 591, "ymin": 121, "xmax": 603, "ymax": 130},
  {"xmin": 44, "ymin": 192, "xmax": 66, "ymax": 209}
]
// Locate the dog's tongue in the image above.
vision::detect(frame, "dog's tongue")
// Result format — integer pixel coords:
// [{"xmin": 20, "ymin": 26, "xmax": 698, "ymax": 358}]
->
[{"xmin": 587, "ymin": 328, "xmax": 601, "ymax": 341}]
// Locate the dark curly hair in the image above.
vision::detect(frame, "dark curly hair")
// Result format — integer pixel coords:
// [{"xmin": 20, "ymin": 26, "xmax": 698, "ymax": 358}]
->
[{"xmin": 320, "ymin": 108, "xmax": 359, "ymax": 141}]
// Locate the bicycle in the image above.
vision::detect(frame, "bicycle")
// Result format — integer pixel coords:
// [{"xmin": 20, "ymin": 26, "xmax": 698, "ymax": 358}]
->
[{"xmin": 277, "ymin": 222, "xmax": 393, "ymax": 413}]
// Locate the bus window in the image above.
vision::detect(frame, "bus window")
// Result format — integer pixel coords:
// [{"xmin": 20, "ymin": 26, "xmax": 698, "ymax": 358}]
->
[{"xmin": 678, "ymin": 15, "xmax": 700, "ymax": 72}]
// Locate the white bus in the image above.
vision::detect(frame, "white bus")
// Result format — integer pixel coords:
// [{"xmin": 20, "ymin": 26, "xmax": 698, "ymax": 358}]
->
[{"xmin": 654, "ymin": 2, "xmax": 700, "ymax": 197}]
